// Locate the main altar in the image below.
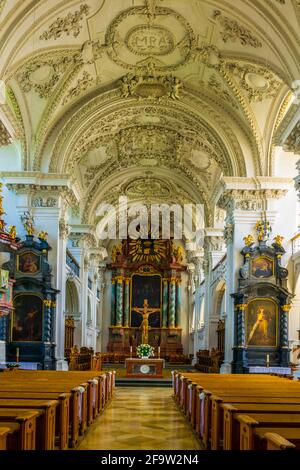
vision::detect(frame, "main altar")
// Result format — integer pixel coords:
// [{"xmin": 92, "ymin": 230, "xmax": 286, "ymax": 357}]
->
[{"xmin": 107, "ymin": 238, "xmax": 185, "ymax": 357}]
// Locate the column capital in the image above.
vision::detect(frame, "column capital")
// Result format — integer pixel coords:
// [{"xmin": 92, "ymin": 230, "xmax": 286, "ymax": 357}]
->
[{"xmin": 69, "ymin": 226, "xmax": 97, "ymax": 249}]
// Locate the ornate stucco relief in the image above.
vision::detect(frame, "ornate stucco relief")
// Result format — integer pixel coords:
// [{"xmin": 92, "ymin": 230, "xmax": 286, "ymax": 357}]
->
[
  {"xmin": 213, "ymin": 10, "xmax": 262, "ymax": 48},
  {"xmin": 40, "ymin": 4, "xmax": 90, "ymax": 40}
]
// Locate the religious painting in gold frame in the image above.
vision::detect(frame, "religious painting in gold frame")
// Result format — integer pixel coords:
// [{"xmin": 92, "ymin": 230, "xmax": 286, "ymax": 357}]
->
[
  {"xmin": 130, "ymin": 273, "xmax": 162, "ymax": 328},
  {"xmin": 12, "ymin": 293, "xmax": 43, "ymax": 342},
  {"xmin": 17, "ymin": 251, "xmax": 40, "ymax": 275},
  {"xmin": 245, "ymin": 298, "xmax": 278, "ymax": 347},
  {"xmin": 251, "ymin": 256, "xmax": 274, "ymax": 278}
]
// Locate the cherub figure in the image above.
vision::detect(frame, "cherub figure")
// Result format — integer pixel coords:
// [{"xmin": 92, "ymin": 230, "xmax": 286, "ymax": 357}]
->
[
  {"xmin": 243, "ymin": 234, "xmax": 254, "ymax": 247},
  {"xmin": 8, "ymin": 225, "xmax": 17, "ymax": 240},
  {"xmin": 273, "ymin": 235, "xmax": 284, "ymax": 247}
]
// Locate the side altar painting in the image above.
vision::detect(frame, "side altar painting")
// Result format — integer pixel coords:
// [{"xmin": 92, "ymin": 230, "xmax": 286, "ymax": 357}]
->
[
  {"xmin": 231, "ymin": 221, "xmax": 292, "ymax": 373},
  {"xmin": 107, "ymin": 238, "xmax": 185, "ymax": 358}
]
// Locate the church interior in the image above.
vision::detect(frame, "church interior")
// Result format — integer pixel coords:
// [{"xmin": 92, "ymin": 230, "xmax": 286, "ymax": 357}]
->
[{"xmin": 0, "ymin": 0, "xmax": 300, "ymax": 452}]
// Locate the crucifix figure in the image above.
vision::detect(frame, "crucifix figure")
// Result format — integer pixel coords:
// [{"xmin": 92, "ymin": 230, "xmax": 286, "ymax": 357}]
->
[{"xmin": 132, "ymin": 299, "xmax": 160, "ymax": 344}]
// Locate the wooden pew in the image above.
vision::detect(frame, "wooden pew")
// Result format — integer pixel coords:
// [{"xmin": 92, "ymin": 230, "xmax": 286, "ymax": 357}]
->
[
  {"xmin": 0, "ymin": 399, "xmax": 58, "ymax": 450},
  {"xmin": 237, "ymin": 413, "xmax": 300, "ymax": 450},
  {"xmin": 211, "ymin": 395, "xmax": 300, "ymax": 450},
  {"xmin": 0, "ymin": 391, "xmax": 70, "ymax": 450},
  {"xmin": 0, "ymin": 369, "xmax": 116, "ymax": 448},
  {"xmin": 255, "ymin": 429, "xmax": 300, "ymax": 450},
  {"xmin": 0, "ymin": 383, "xmax": 82, "ymax": 448},
  {"xmin": 173, "ymin": 372, "xmax": 300, "ymax": 450},
  {"xmin": 0, "ymin": 409, "xmax": 39, "ymax": 450},
  {"xmin": 0, "ymin": 426, "xmax": 11, "ymax": 450}
]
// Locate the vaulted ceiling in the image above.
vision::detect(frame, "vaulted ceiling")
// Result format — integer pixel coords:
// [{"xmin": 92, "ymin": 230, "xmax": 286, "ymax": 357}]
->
[{"xmin": 0, "ymin": 0, "xmax": 299, "ymax": 227}]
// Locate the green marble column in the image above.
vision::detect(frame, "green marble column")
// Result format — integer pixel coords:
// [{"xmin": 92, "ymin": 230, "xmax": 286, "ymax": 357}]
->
[
  {"xmin": 124, "ymin": 278, "xmax": 130, "ymax": 327},
  {"xmin": 162, "ymin": 278, "xmax": 169, "ymax": 328},
  {"xmin": 169, "ymin": 278, "xmax": 176, "ymax": 328},
  {"xmin": 175, "ymin": 279, "xmax": 181, "ymax": 327},
  {"xmin": 111, "ymin": 277, "xmax": 116, "ymax": 326},
  {"xmin": 116, "ymin": 276, "xmax": 124, "ymax": 326}
]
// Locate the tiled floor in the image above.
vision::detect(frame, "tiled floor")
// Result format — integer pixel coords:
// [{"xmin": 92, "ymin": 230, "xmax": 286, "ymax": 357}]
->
[{"xmin": 79, "ymin": 387, "xmax": 200, "ymax": 450}]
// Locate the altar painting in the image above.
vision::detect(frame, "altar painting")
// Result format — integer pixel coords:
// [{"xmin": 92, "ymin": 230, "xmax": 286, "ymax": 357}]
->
[
  {"xmin": 246, "ymin": 298, "xmax": 277, "ymax": 347},
  {"xmin": 131, "ymin": 275, "xmax": 161, "ymax": 327}
]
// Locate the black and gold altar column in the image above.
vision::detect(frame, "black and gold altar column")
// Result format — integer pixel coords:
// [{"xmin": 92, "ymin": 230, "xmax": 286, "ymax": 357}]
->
[
  {"xmin": 111, "ymin": 276, "xmax": 116, "ymax": 326},
  {"xmin": 280, "ymin": 304, "xmax": 291, "ymax": 365}
]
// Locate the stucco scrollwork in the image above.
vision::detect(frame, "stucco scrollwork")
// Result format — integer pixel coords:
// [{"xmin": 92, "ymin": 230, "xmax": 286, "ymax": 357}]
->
[
  {"xmin": 213, "ymin": 10, "xmax": 262, "ymax": 48},
  {"xmin": 32, "ymin": 196, "xmax": 58, "ymax": 208},
  {"xmin": 17, "ymin": 51, "xmax": 78, "ymax": 99},
  {"xmin": 40, "ymin": 4, "xmax": 90, "ymax": 40}
]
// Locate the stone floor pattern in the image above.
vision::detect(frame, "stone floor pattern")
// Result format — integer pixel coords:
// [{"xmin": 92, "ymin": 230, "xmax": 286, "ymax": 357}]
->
[{"xmin": 79, "ymin": 387, "xmax": 200, "ymax": 450}]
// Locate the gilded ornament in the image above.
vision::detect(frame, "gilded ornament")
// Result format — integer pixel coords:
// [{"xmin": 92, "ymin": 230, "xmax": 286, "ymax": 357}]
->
[
  {"xmin": 273, "ymin": 234, "xmax": 284, "ymax": 247},
  {"xmin": 243, "ymin": 234, "xmax": 254, "ymax": 247},
  {"xmin": 38, "ymin": 231, "xmax": 48, "ymax": 241},
  {"xmin": 8, "ymin": 225, "xmax": 17, "ymax": 240}
]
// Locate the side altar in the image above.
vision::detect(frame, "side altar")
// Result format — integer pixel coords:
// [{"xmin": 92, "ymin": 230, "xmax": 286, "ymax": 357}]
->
[
  {"xmin": 231, "ymin": 220, "xmax": 293, "ymax": 373},
  {"xmin": 107, "ymin": 239, "xmax": 185, "ymax": 357}
]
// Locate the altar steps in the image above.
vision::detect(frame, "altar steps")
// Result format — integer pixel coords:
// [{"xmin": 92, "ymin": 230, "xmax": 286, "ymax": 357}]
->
[{"xmin": 116, "ymin": 378, "xmax": 172, "ymax": 387}]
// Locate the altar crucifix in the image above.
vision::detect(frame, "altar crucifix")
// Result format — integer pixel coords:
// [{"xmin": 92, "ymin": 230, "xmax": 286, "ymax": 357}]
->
[{"xmin": 132, "ymin": 299, "xmax": 160, "ymax": 344}]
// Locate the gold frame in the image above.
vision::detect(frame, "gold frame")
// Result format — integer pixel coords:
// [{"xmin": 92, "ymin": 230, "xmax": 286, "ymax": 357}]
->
[
  {"xmin": 11, "ymin": 292, "xmax": 44, "ymax": 343},
  {"xmin": 130, "ymin": 272, "xmax": 163, "ymax": 327},
  {"xmin": 245, "ymin": 297, "xmax": 278, "ymax": 348},
  {"xmin": 251, "ymin": 255, "xmax": 274, "ymax": 278},
  {"xmin": 17, "ymin": 251, "xmax": 41, "ymax": 275}
]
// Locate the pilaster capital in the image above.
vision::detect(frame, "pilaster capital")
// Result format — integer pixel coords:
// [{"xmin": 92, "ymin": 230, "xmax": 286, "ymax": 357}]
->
[
  {"xmin": 69, "ymin": 225, "xmax": 97, "ymax": 249},
  {"xmin": 1, "ymin": 172, "xmax": 79, "ymax": 208},
  {"xmin": 216, "ymin": 177, "xmax": 292, "ymax": 214},
  {"xmin": 204, "ymin": 228, "xmax": 225, "ymax": 252}
]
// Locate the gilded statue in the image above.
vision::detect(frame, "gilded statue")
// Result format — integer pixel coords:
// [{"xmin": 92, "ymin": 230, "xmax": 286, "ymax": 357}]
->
[
  {"xmin": 273, "ymin": 234, "xmax": 284, "ymax": 247},
  {"xmin": 38, "ymin": 231, "xmax": 48, "ymax": 241},
  {"xmin": 8, "ymin": 225, "xmax": 17, "ymax": 240},
  {"xmin": 243, "ymin": 234, "xmax": 254, "ymax": 247},
  {"xmin": 132, "ymin": 299, "xmax": 160, "ymax": 344}
]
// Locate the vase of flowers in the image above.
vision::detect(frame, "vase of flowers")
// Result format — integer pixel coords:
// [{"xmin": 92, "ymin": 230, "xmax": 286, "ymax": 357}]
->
[{"xmin": 136, "ymin": 344, "xmax": 154, "ymax": 359}]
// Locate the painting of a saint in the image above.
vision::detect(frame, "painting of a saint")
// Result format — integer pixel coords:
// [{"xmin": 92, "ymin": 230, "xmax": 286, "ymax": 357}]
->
[
  {"xmin": 252, "ymin": 256, "xmax": 273, "ymax": 278},
  {"xmin": 246, "ymin": 299, "xmax": 277, "ymax": 347},
  {"xmin": 18, "ymin": 252, "xmax": 40, "ymax": 274},
  {"xmin": 12, "ymin": 294, "xmax": 43, "ymax": 342}
]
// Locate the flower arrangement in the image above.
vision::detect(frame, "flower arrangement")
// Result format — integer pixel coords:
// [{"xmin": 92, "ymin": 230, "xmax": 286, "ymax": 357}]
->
[
  {"xmin": 6, "ymin": 363, "xmax": 20, "ymax": 370},
  {"xmin": 136, "ymin": 344, "xmax": 154, "ymax": 359}
]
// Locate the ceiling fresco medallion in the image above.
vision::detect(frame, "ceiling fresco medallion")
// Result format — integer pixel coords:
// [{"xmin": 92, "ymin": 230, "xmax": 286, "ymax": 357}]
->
[{"xmin": 105, "ymin": 6, "xmax": 195, "ymax": 71}]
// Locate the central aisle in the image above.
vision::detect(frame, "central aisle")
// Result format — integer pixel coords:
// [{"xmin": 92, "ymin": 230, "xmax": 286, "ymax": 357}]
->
[{"xmin": 79, "ymin": 387, "xmax": 200, "ymax": 450}]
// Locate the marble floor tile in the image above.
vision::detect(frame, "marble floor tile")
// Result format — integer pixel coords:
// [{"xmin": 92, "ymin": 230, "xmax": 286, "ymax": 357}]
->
[{"xmin": 79, "ymin": 387, "xmax": 200, "ymax": 450}]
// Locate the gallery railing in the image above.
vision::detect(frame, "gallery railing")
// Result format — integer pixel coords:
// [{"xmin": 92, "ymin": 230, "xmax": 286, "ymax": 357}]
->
[
  {"xmin": 291, "ymin": 231, "xmax": 300, "ymax": 254},
  {"xmin": 66, "ymin": 250, "xmax": 80, "ymax": 278}
]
